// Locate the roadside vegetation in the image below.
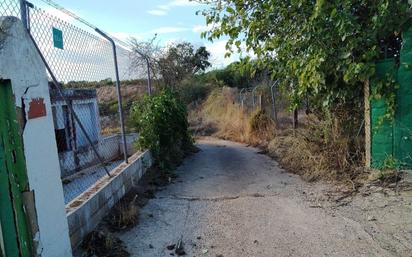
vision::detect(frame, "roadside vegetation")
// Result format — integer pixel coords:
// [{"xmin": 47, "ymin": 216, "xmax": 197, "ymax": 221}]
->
[
  {"xmin": 185, "ymin": 0, "xmax": 410, "ymax": 187},
  {"xmin": 80, "ymin": 2, "xmax": 412, "ymax": 256},
  {"xmin": 71, "ymin": 1, "xmax": 409, "ymax": 190},
  {"xmin": 130, "ymin": 90, "xmax": 195, "ymax": 169}
]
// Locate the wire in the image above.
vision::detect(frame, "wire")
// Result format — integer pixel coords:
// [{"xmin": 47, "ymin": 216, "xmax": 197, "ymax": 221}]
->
[{"xmin": 36, "ymin": 0, "xmax": 133, "ymax": 50}]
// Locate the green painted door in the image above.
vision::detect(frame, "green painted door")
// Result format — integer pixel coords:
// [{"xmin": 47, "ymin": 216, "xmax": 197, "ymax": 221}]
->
[
  {"xmin": 370, "ymin": 58, "xmax": 396, "ymax": 168},
  {"xmin": 396, "ymin": 28, "xmax": 412, "ymax": 167},
  {"xmin": 0, "ymin": 80, "xmax": 33, "ymax": 257}
]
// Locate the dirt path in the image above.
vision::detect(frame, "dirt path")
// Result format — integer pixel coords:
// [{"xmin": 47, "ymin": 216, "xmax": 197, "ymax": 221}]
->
[{"xmin": 118, "ymin": 138, "xmax": 411, "ymax": 257}]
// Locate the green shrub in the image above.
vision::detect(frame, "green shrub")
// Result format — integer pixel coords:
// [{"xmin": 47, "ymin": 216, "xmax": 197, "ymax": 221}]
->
[{"xmin": 131, "ymin": 90, "xmax": 194, "ymax": 169}]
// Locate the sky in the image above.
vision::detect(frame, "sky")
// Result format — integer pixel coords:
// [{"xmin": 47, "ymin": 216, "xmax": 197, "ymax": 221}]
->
[{"xmin": 35, "ymin": 0, "xmax": 241, "ymax": 68}]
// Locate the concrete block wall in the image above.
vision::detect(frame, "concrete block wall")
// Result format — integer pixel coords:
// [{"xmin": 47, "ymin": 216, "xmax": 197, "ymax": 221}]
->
[{"xmin": 66, "ymin": 150, "xmax": 152, "ymax": 249}]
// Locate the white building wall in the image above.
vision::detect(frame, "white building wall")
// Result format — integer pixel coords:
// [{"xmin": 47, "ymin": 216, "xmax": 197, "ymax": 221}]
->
[{"xmin": 0, "ymin": 17, "xmax": 72, "ymax": 257}]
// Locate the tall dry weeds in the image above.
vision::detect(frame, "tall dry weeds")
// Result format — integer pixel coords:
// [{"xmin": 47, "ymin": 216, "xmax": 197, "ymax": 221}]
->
[
  {"xmin": 268, "ymin": 114, "xmax": 364, "ymax": 182},
  {"xmin": 190, "ymin": 87, "xmax": 365, "ymax": 184},
  {"xmin": 197, "ymin": 87, "xmax": 251, "ymax": 143}
]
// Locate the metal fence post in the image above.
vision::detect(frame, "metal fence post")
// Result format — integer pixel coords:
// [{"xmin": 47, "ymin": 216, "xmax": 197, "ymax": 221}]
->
[
  {"xmin": 271, "ymin": 80, "xmax": 280, "ymax": 123},
  {"xmin": 95, "ymin": 28, "xmax": 128, "ymax": 163},
  {"xmin": 146, "ymin": 57, "xmax": 152, "ymax": 96},
  {"xmin": 239, "ymin": 88, "xmax": 245, "ymax": 109},
  {"xmin": 19, "ymin": 0, "xmax": 27, "ymax": 27},
  {"xmin": 252, "ymin": 86, "xmax": 258, "ymax": 109}
]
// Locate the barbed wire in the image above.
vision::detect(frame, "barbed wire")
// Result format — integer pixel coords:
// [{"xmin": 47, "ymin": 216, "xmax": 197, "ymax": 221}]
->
[{"xmin": 37, "ymin": 0, "xmax": 133, "ymax": 51}]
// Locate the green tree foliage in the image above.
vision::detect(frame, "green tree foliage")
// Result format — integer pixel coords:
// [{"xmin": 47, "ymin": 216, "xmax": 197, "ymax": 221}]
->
[
  {"xmin": 199, "ymin": 59, "xmax": 268, "ymax": 88},
  {"xmin": 159, "ymin": 42, "xmax": 212, "ymax": 87},
  {"xmin": 131, "ymin": 90, "xmax": 194, "ymax": 168},
  {"xmin": 198, "ymin": 0, "xmax": 410, "ymax": 110}
]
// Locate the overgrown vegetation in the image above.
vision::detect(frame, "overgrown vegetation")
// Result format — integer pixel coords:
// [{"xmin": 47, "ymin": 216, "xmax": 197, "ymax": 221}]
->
[
  {"xmin": 248, "ymin": 109, "xmax": 276, "ymax": 145},
  {"xmin": 193, "ymin": 87, "xmax": 251, "ymax": 143},
  {"xmin": 131, "ymin": 90, "xmax": 195, "ymax": 169},
  {"xmin": 190, "ymin": 87, "xmax": 367, "ymax": 184},
  {"xmin": 82, "ymin": 230, "xmax": 129, "ymax": 257},
  {"xmin": 186, "ymin": 0, "xmax": 412, "ymax": 183},
  {"xmin": 268, "ymin": 114, "xmax": 365, "ymax": 182},
  {"xmin": 198, "ymin": 0, "xmax": 409, "ymax": 118}
]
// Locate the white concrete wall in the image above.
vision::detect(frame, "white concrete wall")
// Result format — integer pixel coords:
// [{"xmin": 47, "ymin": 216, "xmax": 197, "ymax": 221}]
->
[
  {"xmin": 0, "ymin": 17, "xmax": 72, "ymax": 257},
  {"xmin": 59, "ymin": 133, "xmax": 138, "ymax": 178}
]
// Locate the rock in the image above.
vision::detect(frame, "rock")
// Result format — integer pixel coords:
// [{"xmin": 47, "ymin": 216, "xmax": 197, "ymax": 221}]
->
[
  {"xmin": 149, "ymin": 244, "xmax": 154, "ymax": 249},
  {"xmin": 167, "ymin": 244, "xmax": 176, "ymax": 250},
  {"xmin": 197, "ymin": 236, "xmax": 202, "ymax": 240},
  {"xmin": 202, "ymin": 249, "xmax": 208, "ymax": 254},
  {"xmin": 175, "ymin": 239, "xmax": 186, "ymax": 256},
  {"xmin": 367, "ymin": 215, "xmax": 377, "ymax": 221},
  {"xmin": 175, "ymin": 249, "xmax": 186, "ymax": 256}
]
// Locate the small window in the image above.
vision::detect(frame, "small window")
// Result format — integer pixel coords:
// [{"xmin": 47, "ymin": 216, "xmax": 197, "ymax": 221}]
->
[{"xmin": 55, "ymin": 129, "xmax": 69, "ymax": 153}]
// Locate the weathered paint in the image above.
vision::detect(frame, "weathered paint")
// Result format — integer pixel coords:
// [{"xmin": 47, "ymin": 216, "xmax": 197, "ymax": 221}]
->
[
  {"xmin": 27, "ymin": 98, "xmax": 46, "ymax": 120},
  {"xmin": 0, "ymin": 80, "xmax": 33, "ymax": 257},
  {"xmin": 0, "ymin": 17, "xmax": 72, "ymax": 257}
]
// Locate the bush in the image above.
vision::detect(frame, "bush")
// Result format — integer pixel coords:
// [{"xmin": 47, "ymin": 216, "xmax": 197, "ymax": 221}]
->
[
  {"xmin": 131, "ymin": 90, "xmax": 194, "ymax": 169},
  {"xmin": 178, "ymin": 78, "xmax": 212, "ymax": 104},
  {"xmin": 249, "ymin": 109, "xmax": 276, "ymax": 145}
]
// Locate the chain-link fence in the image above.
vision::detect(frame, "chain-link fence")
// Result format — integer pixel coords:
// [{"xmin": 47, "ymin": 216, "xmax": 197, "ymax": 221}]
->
[
  {"xmin": 1, "ymin": 0, "xmax": 145, "ymax": 202},
  {"xmin": 237, "ymin": 82, "xmax": 298, "ymax": 129}
]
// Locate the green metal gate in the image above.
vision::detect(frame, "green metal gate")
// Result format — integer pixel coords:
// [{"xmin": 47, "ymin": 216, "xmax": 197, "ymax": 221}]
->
[
  {"xmin": 0, "ymin": 80, "xmax": 33, "ymax": 257},
  {"xmin": 370, "ymin": 26, "xmax": 412, "ymax": 169}
]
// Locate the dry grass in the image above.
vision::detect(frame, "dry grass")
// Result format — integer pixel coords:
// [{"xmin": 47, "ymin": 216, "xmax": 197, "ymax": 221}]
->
[
  {"xmin": 192, "ymin": 87, "xmax": 252, "ymax": 143},
  {"xmin": 106, "ymin": 197, "xmax": 139, "ymax": 230},
  {"xmin": 82, "ymin": 230, "xmax": 129, "ymax": 257},
  {"xmin": 191, "ymin": 87, "xmax": 365, "ymax": 185},
  {"xmin": 97, "ymin": 84, "xmax": 146, "ymax": 103},
  {"xmin": 268, "ymin": 115, "xmax": 365, "ymax": 182},
  {"xmin": 249, "ymin": 109, "xmax": 277, "ymax": 146}
]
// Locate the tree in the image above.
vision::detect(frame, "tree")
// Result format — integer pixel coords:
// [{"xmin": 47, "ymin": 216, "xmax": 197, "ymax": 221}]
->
[
  {"xmin": 159, "ymin": 42, "xmax": 211, "ymax": 87},
  {"xmin": 130, "ymin": 36, "xmax": 162, "ymax": 94},
  {"xmin": 197, "ymin": 0, "xmax": 410, "ymax": 112}
]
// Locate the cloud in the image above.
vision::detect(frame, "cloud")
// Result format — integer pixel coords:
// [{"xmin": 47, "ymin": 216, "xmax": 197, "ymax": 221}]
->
[
  {"xmin": 148, "ymin": 0, "xmax": 203, "ymax": 16},
  {"xmin": 168, "ymin": 0, "xmax": 202, "ymax": 7},
  {"xmin": 147, "ymin": 9, "xmax": 168, "ymax": 16},
  {"xmin": 204, "ymin": 40, "xmax": 255, "ymax": 68},
  {"xmin": 155, "ymin": 0, "xmax": 202, "ymax": 11},
  {"xmin": 192, "ymin": 24, "xmax": 208, "ymax": 33},
  {"xmin": 192, "ymin": 23, "xmax": 217, "ymax": 34},
  {"xmin": 110, "ymin": 32, "xmax": 143, "ymax": 41},
  {"xmin": 204, "ymin": 40, "xmax": 239, "ymax": 68},
  {"xmin": 43, "ymin": 6, "xmax": 76, "ymax": 23},
  {"xmin": 111, "ymin": 26, "xmax": 189, "ymax": 43},
  {"xmin": 150, "ymin": 26, "xmax": 189, "ymax": 34}
]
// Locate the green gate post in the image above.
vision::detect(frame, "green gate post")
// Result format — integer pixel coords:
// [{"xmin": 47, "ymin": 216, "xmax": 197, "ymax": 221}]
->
[{"xmin": 0, "ymin": 80, "xmax": 33, "ymax": 257}]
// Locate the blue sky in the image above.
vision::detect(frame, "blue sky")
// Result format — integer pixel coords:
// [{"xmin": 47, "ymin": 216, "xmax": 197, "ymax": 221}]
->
[{"xmin": 36, "ymin": 0, "xmax": 240, "ymax": 68}]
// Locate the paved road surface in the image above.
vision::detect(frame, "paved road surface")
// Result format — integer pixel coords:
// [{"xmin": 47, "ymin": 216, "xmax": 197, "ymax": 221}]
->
[{"xmin": 119, "ymin": 138, "xmax": 393, "ymax": 257}]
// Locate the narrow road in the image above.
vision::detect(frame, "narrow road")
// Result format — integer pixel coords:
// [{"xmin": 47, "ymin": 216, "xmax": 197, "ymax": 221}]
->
[{"xmin": 119, "ymin": 138, "xmax": 392, "ymax": 257}]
